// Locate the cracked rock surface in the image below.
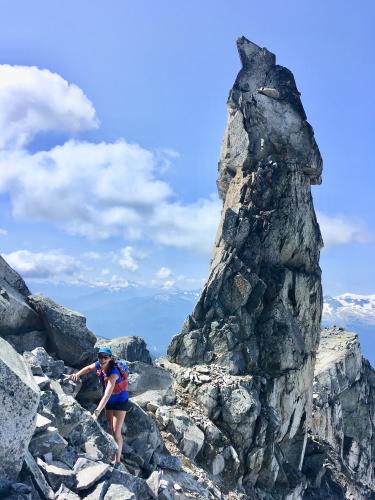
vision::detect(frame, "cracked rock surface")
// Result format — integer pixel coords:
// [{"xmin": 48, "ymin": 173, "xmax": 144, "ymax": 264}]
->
[{"xmin": 168, "ymin": 36, "xmax": 323, "ymax": 497}]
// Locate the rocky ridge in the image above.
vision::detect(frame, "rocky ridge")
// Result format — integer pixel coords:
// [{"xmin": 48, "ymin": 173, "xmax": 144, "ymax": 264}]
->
[{"xmin": 0, "ymin": 255, "xmax": 239, "ymax": 500}]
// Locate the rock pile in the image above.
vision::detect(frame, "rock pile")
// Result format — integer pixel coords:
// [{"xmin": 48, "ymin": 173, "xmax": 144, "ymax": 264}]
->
[{"xmin": 0, "ymin": 256, "xmax": 233, "ymax": 499}]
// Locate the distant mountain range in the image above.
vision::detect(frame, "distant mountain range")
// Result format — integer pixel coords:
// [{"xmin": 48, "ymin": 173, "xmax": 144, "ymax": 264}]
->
[
  {"xmin": 31, "ymin": 282, "xmax": 199, "ymax": 357},
  {"xmin": 31, "ymin": 282, "xmax": 374, "ymax": 365},
  {"xmin": 322, "ymin": 293, "xmax": 375, "ymax": 365}
]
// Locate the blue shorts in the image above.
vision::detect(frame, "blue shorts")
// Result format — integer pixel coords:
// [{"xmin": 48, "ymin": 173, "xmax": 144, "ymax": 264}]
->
[{"xmin": 105, "ymin": 400, "xmax": 130, "ymax": 411}]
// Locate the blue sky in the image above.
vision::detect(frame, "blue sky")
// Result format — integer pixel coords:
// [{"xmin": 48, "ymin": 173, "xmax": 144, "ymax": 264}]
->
[{"xmin": 0, "ymin": 0, "xmax": 374, "ymax": 296}]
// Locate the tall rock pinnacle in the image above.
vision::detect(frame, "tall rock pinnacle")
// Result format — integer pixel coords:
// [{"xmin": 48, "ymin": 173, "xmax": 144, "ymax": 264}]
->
[{"xmin": 168, "ymin": 37, "xmax": 323, "ymax": 493}]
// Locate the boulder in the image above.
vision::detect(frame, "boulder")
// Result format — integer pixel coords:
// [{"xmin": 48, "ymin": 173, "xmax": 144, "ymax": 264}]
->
[
  {"xmin": 0, "ymin": 481, "xmax": 33, "ymax": 500},
  {"xmin": 128, "ymin": 362, "xmax": 172, "ymax": 393},
  {"xmin": 21, "ymin": 451, "xmax": 55, "ymax": 500},
  {"xmin": 36, "ymin": 457, "xmax": 75, "ymax": 490},
  {"xmin": 128, "ymin": 361, "xmax": 175, "ymax": 409},
  {"xmin": 95, "ymin": 336, "xmax": 152, "ymax": 365},
  {"xmin": 55, "ymin": 483, "xmax": 80, "ymax": 500},
  {"xmin": 29, "ymin": 347, "xmax": 65, "ymax": 378},
  {"xmin": 109, "ymin": 469, "xmax": 154, "ymax": 499},
  {"xmin": 0, "ymin": 256, "xmax": 43, "ymax": 337},
  {"xmin": 152, "ymin": 452, "xmax": 182, "ymax": 472},
  {"xmin": 75, "ymin": 462, "xmax": 110, "ymax": 491},
  {"xmin": 28, "ymin": 294, "xmax": 96, "ymax": 368},
  {"xmin": 5, "ymin": 330, "xmax": 47, "ymax": 353},
  {"xmin": 104, "ymin": 483, "xmax": 136, "ymax": 499},
  {"xmin": 82, "ymin": 480, "xmax": 109, "ymax": 500},
  {"xmin": 76, "ymin": 371, "xmax": 101, "ymax": 404},
  {"xmin": 122, "ymin": 401, "xmax": 164, "ymax": 465},
  {"xmin": 155, "ymin": 407, "xmax": 204, "ymax": 460},
  {"xmin": 68, "ymin": 414, "xmax": 117, "ymax": 463},
  {"xmin": 145, "ymin": 470, "xmax": 161, "ymax": 499},
  {"xmin": 0, "ymin": 337, "xmax": 40, "ymax": 480},
  {"xmin": 28, "ymin": 426, "xmax": 67, "ymax": 458},
  {"xmin": 34, "ymin": 414, "xmax": 53, "ymax": 434}
]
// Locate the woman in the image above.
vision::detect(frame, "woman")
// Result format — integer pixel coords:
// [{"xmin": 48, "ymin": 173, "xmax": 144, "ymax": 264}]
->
[{"xmin": 69, "ymin": 347, "xmax": 128, "ymax": 468}]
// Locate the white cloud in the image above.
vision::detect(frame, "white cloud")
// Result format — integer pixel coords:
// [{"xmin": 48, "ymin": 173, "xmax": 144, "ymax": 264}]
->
[
  {"xmin": 0, "ymin": 138, "xmax": 220, "ymax": 255},
  {"xmin": 115, "ymin": 246, "xmax": 139, "ymax": 272},
  {"xmin": 0, "ymin": 64, "xmax": 221, "ymax": 256},
  {"xmin": 2, "ymin": 249, "xmax": 79, "ymax": 278},
  {"xmin": 317, "ymin": 212, "xmax": 372, "ymax": 248},
  {"xmin": 0, "ymin": 139, "xmax": 171, "ymax": 236},
  {"xmin": 157, "ymin": 267, "xmax": 172, "ymax": 279},
  {"xmin": 162, "ymin": 280, "xmax": 176, "ymax": 289},
  {"xmin": 83, "ymin": 251, "xmax": 102, "ymax": 260},
  {"xmin": 150, "ymin": 196, "xmax": 221, "ymax": 255},
  {"xmin": 0, "ymin": 228, "xmax": 7, "ymax": 236},
  {"xmin": 0, "ymin": 65, "xmax": 97, "ymax": 149}
]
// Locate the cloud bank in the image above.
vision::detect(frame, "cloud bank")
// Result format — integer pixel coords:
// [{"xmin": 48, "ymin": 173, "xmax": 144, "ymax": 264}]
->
[
  {"xmin": 317, "ymin": 212, "xmax": 372, "ymax": 248},
  {"xmin": 3, "ymin": 249, "xmax": 79, "ymax": 278},
  {"xmin": 0, "ymin": 64, "xmax": 370, "ymax": 262},
  {"xmin": 0, "ymin": 65, "xmax": 98, "ymax": 149}
]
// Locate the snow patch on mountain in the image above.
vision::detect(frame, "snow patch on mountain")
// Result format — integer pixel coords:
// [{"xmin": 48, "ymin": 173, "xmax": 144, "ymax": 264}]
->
[{"xmin": 323, "ymin": 293, "xmax": 375, "ymax": 326}]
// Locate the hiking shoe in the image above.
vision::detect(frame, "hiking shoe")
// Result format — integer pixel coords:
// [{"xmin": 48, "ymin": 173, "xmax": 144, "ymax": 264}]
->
[{"xmin": 113, "ymin": 462, "xmax": 125, "ymax": 471}]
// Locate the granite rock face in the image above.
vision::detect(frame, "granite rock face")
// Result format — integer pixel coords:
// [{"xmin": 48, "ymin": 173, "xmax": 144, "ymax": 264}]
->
[
  {"xmin": 303, "ymin": 327, "xmax": 375, "ymax": 498},
  {"xmin": 168, "ymin": 37, "xmax": 323, "ymax": 495},
  {"xmin": 29, "ymin": 294, "xmax": 96, "ymax": 368},
  {"xmin": 95, "ymin": 335, "xmax": 153, "ymax": 365},
  {"xmin": 0, "ymin": 256, "xmax": 42, "ymax": 337},
  {"xmin": 0, "ymin": 337, "xmax": 40, "ymax": 480}
]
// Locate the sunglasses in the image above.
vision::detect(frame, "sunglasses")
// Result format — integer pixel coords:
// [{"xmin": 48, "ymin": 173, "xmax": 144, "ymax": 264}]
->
[{"xmin": 98, "ymin": 354, "xmax": 110, "ymax": 360}]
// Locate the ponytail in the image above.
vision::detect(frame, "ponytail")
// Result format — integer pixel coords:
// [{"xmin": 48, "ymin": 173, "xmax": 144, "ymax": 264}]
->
[{"xmin": 104, "ymin": 357, "xmax": 116, "ymax": 374}]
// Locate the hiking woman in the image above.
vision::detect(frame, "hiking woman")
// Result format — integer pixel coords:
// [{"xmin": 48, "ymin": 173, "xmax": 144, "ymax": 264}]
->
[{"xmin": 68, "ymin": 347, "xmax": 128, "ymax": 468}]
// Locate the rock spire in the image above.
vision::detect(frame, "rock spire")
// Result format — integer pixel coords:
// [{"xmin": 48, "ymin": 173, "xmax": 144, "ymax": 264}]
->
[{"xmin": 168, "ymin": 36, "xmax": 324, "ymax": 494}]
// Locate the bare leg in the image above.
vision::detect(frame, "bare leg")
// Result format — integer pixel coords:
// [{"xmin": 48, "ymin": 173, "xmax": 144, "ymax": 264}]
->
[
  {"xmin": 113, "ymin": 410, "xmax": 126, "ymax": 463},
  {"xmin": 105, "ymin": 409, "xmax": 115, "ymax": 435}
]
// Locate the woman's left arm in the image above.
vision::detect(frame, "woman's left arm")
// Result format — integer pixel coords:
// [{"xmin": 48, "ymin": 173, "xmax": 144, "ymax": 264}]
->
[{"xmin": 92, "ymin": 373, "xmax": 117, "ymax": 419}]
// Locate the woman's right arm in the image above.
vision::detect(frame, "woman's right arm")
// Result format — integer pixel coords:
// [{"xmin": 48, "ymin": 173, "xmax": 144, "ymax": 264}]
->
[{"xmin": 69, "ymin": 362, "xmax": 97, "ymax": 382}]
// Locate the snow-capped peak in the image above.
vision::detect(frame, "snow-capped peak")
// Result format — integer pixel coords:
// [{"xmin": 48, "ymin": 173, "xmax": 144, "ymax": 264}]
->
[{"xmin": 323, "ymin": 292, "xmax": 375, "ymax": 326}]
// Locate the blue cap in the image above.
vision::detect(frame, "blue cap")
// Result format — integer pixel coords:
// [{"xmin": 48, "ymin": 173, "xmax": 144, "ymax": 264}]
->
[{"xmin": 98, "ymin": 346, "xmax": 112, "ymax": 355}]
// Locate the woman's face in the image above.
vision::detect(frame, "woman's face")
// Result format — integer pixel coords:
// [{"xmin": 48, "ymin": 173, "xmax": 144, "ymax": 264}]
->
[{"xmin": 98, "ymin": 353, "xmax": 111, "ymax": 368}]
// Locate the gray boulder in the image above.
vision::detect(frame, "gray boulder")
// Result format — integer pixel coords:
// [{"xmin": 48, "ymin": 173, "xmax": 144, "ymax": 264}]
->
[
  {"xmin": 95, "ymin": 336, "xmax": 152, "ymax": 365},
  {"xmin": 75, "ymin": 462, "xmax": 110, "ymax": 491},
  {"xmin": 21, "ymin": 451, "xmax": 54, "ymax": 500},
  {"xmin": 28, "ymin": 426, "xmax": 67, "ymax": 458},
  {"xmin": 28, "ymin": 294, "xmax": 96, "ymax": 368},
  {"xmin": 29, "ymin": 347, "xmax": 65, "ymax": 378},
  {"xmin": 0, "ymin": 257, "xmax": 42, "ymax": 337},
  {"xmin": 122, "ymin": 401, "xmax": 164, "ymax": 466},
  {"xmin": 109, "ymin": 469, "xmax": 154, "ymax": 499},
  {"xmin": 5, "ymin": 330, "xmax": 47, "ymax": 353},
  {"xmin": 128, "ymin": 362, "xmax": 173, "ymax": 395},
  {"xmin": 104, "ymin": 483, "xmax": 136, "ymax": 499},
  {"xmin": 68, "ymin": 415, "xmax": 117, "ymax": 464},
  {"xmin": 0, "ymin": 338, "xmax": 40, "ymax": 480},
  {"xmin": 152, "ymin": 452, "xmax": 182, "ymax": 472},
  {"xmin": 55, "ymin": 483, "xmax": 80, "ymax": 499},
  {"xmin": 36, "ymin": 457, "xmax": 75, "ymax": 490},
  {"xmin": 155, "ymin": 407, "xmax": 204, "ymax": 460}
]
